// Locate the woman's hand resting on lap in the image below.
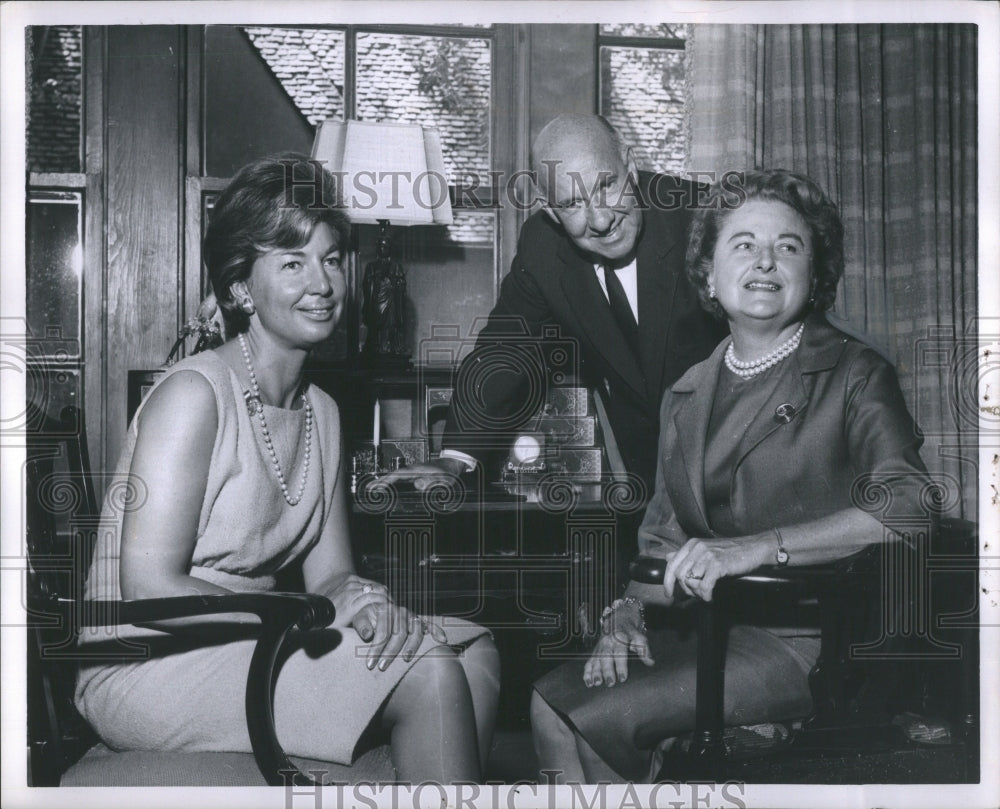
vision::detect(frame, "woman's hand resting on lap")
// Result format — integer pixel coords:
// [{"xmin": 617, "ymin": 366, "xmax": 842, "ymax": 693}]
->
[
  {"xmin": 582, "ymin": 601, "xmax": 654, "ymax": 688},
  {"xmin": 324, "ymin": 573, "xmax": 447, "ymax": 670},
  {"xmin": 360, "ymin": 601, "xmax": 448, "ymax": 671}
]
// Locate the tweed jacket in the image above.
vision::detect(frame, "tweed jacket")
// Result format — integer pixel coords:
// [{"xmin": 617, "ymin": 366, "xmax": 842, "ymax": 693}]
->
[
  {"xmin": 442, "ymin": 172, "xmax": 727, "ymax": 491},
  {"xmin": 638, "ymin": 314, "xmax": 931, "ymax": 556}
]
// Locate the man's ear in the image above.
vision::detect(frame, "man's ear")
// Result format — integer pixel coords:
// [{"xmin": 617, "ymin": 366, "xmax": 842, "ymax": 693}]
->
[{"xmin": 624, "ymin": 146, "xmax": 639, "ymax": 182}]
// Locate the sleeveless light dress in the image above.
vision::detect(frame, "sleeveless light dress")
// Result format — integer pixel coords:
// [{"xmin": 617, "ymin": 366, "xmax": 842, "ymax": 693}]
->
[{"xmin": 75, "ymin": 351, "xmax": 488, "ymax": 765}]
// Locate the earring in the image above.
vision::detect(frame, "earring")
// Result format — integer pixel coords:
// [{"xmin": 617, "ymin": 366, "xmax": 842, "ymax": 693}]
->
[
  {"xmin": 708, "ymin": 282, "xmax": 717, "ymax": 300},
  {"xmin": 241, "ymin": 297, "xmax": 255, "ymax": 315}
]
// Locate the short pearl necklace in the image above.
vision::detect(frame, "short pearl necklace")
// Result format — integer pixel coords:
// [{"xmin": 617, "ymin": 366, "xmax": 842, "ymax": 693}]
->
[
  {"xmin": 238, "ymin": 333, "xmax": 312, "ymax": 506},
  {"xmin": 724, "ymin": 322, "xmax": 805, "ymax": 379}
]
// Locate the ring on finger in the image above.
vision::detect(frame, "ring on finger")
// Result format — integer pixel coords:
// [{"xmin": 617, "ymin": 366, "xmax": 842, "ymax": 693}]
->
[
  {"xmin": 362, "ymin": 582, "xmax": 374, "ymax": 594},
  {"xmin": 686, "ymin": 571, "xmax": 704, "ymax": 580}
]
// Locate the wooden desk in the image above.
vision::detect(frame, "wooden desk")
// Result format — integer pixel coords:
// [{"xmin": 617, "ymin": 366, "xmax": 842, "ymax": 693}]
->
[{"xmin": 350, "ymin": 475, "xmax": 648, "ymax": 730}]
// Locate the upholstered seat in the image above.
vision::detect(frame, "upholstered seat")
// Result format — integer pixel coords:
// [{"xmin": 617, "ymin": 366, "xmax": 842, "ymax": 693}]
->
[{"xmin": 61, "ymin": 743, "xmax": 394, "ymax": 787}]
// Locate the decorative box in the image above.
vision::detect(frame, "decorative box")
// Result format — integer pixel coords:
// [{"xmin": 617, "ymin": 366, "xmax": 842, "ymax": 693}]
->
[
  {"xmin": 535, "ymin": 415, "xmax": 596, "ymax": 447},
  {"xmin": 545, "ymin": 387, "xmax": 589, "ymax": 416}
]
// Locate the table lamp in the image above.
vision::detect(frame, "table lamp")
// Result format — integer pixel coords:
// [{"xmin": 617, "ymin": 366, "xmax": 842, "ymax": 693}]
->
[{"xmin": 312, "ymin": 119, "xmax": 453, "ymax": 366}]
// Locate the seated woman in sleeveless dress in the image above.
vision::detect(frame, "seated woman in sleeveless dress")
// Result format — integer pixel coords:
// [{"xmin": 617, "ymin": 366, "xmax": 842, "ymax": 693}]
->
[{"xmin": 75, "ymin": 155, "xmax": 499, "ymax": 783}]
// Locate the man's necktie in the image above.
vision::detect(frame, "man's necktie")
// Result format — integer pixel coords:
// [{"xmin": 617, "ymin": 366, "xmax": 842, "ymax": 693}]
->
[{"xmin": 603, "ymin": 264, "xmax": 640, "ymax": 359}]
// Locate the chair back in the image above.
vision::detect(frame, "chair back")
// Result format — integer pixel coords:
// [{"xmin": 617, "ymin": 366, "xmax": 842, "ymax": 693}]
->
[{"xmin": 25, "ymin": 402, "xmax": 101, "ymax": 784}]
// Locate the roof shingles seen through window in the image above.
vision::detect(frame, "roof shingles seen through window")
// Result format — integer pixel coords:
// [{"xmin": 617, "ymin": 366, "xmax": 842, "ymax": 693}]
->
[{"xmin": 27, "ymin": 25, "xmax": 82, "ymax": 174}]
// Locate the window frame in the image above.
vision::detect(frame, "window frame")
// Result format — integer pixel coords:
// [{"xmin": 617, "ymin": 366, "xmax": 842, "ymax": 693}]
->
[
  {"xmin": 26, "ymin": 26, "xmax": 107, "ymax": 471},
  {"xmin": 596, "ymin": 25, "xmax": 688, "ymax": 175}
]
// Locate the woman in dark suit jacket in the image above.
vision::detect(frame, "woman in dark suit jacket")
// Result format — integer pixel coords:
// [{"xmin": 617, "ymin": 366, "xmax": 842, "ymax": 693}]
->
[{"xmin": 531, "ymin": 169, "xmax": 934, "ymax": 782}]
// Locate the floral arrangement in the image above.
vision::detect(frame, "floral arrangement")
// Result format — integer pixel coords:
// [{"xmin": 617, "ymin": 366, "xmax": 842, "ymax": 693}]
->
[{"xmin": 164, "ymin": 294, "xmax": 224, "ymax": 366}]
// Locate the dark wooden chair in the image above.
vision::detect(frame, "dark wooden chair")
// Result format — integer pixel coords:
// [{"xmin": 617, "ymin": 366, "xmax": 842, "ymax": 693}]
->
[
  {"xmin": 630, "ymin": 520, "xmax": 979, "ymax": 783},
  {"xmin": 26, "ymin": 403, "xmax": 394, "ymax": 786}
]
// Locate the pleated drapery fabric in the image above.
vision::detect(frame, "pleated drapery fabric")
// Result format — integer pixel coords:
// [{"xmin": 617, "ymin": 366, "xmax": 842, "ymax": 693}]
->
[{"xmin": 685, "ymin": 23, "xmax": 978, "ymax": 518}]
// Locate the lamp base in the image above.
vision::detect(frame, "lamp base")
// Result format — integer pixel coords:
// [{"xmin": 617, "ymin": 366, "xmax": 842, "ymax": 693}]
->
[{"xmin": 361, "ymin": 220, "xmax": 410, "ymax": 364}]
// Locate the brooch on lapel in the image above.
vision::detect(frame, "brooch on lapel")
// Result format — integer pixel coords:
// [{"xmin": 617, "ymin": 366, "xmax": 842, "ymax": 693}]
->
[{"xmin": 773, "ymin": 403, "xmax": 797, "ymax": 424}]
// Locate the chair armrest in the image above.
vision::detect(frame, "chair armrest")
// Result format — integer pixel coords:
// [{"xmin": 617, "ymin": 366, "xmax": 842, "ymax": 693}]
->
[
  {"xmin": 79, "ymin": 592, "xmax": 334, "ymax": 631},
  {"xmin": 629, "ymin": 543, "xmax": 879, "ymax": 596},
  {"xmin": 80, "ymin": 592, "xmax": 336, "ymax": 787},
  {"xmin": 717, "ymin": 544, "xmax": 880, "ymax": 600}
]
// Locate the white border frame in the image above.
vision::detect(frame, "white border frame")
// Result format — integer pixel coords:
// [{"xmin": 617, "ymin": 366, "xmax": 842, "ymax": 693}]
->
[{"xmin": 2, "ymin": 3, "xmax": 997, "ymax": 808}]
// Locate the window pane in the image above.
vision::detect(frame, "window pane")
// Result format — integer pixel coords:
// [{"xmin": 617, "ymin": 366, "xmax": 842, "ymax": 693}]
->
[
  {"xmin": 600, "ymin": 46, "xmax": 686, "ymax": 174},
  {"xmin": 27, "ymin": 369, "xmax": 82, "ymax": 433},
  {"xmin": 599, "ymin": 23, "xmax": 687, "ymax": 40},
  {"xmin": 359, "ymin": 212, "xmax": 496, "ymax": 361},
  {"xmin": 243, "ymin": 27, "xmax": 346, "ymax": 126},
  {"xmin": 355, "ymin": 33, "xmax": 492, "ymax": 186},
  {"xmin": 27, "ymin": 25, "xmax": 82, "ymax": 173},
  {"xmin": 26, "ymin": 191, "xmax": 82, "ymax": 358},
  {"xmin": 204, "ymin": 26, "xmax": 342, "ymax": 177}
]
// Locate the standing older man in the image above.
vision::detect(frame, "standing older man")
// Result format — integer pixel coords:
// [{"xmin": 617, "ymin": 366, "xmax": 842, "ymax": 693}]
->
[{"xmin": 389, "ymin": 114, "xmax": 725, "ymax": 496}]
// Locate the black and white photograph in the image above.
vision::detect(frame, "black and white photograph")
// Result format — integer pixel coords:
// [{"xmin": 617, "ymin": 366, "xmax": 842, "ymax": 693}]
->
[{"xmin": 1, "ymin": 2, "xmax": 997, "ymax": 808}]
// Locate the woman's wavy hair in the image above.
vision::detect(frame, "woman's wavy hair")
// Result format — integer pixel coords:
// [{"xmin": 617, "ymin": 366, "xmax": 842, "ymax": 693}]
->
[
  {"xmin": 685, "ymin": 169, "xmax": 844, "ymax": 320},
  {"xmin": 203, "ymin": 153, "xmax": 350, "ymax": 335}
]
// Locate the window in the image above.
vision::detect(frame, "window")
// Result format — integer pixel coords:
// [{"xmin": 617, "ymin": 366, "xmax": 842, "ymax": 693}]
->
[
  {"xmin": 25, "ymin": 26, "xmax": 88, "ymax": 424},
  {"xmin": 598, "ymin": 24, "xmax": 688, "ymax": 174},
  {"xmin": 195, "ymin": 25, "xmax": 514, "ymax": 364},
  {"xmin": 27, "ymin": 26, "xmax": 82, "ymax": 174}
]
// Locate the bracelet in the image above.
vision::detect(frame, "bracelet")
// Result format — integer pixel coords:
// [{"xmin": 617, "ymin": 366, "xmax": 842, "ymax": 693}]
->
[{"xmin": 600, "ymin": 596, "xmax": 646, "ymax": 633}]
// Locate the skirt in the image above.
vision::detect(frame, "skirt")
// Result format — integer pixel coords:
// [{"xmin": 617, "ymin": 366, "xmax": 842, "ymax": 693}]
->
[
  {"xmin": 75, "ymin": 617, "xmax": 490, "ymax": 766},
  {"xmin": 533, "ymin": 621, "xmax": 819, "ymax": 781}
]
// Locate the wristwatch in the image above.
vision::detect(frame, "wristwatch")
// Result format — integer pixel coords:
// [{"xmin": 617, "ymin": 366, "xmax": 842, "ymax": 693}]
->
[{"xmin": 773, "ymin": 528, "xmax": 789, "ymax": 566}]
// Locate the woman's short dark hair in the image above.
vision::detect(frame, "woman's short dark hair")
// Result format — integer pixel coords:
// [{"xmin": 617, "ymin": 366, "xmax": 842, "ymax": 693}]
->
[
  {"xmin": 203, "ymin": 153, "xmax": 351, "ymax": 335},
  {"xmin": 686, "ymin": 169, "xmax": 844, "ymax": 320}
]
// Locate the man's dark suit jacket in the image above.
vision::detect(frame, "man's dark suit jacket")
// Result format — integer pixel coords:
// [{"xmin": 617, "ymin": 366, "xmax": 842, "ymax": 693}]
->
[{"xmin": 442, "ymin": 172, "xmax": 726, "ymax": 493}]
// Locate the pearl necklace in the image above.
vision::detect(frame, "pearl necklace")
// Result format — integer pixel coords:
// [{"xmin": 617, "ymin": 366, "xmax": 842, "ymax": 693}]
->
[
  {"xmin": 724, "ymin": 322, "xmax": 805, "ymax": 379},
  {"xmin": 238, "ymin": 333, "xmax": 312, "ymax": 506}
]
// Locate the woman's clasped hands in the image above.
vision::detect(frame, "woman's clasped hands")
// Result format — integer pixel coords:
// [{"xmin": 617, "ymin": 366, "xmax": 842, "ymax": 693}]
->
[{"xmin": 327, "ymin": 574, "xmax": 447, "ymax": 671}]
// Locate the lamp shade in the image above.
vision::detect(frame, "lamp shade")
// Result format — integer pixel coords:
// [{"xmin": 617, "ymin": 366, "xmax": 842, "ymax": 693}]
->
[{"xmin": 311, "ymin": 120, "xmax": 453, "ymax": 227}]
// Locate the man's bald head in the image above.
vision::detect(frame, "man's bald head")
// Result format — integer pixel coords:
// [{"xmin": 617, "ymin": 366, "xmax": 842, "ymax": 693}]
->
[{"xmin": 531, "ymin": 114, "xmax": 628, "ymax": 192}]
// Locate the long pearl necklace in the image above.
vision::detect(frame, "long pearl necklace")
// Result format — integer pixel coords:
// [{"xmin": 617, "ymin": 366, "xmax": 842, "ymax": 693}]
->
[
  {"xmin": 724, "ymin": 321, "xmax": 805, "ymax": 380},
  {"xmin": 238, "ymin": 333, "xmax": 312, "ymax": 506}
]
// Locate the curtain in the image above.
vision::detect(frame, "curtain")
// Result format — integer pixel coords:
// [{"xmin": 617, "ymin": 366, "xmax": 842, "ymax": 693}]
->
[{"xmin": 685, "ymin": 24, "xmax": 978, "ymax": 519}]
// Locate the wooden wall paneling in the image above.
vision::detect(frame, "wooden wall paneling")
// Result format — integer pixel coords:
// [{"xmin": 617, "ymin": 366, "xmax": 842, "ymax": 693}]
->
[
  {"xmin": 493, "ymin": 24, "xmax": 531, "ymax": 293},
  {"xmin": 183, "ymin": 27, "xmax": 203, "ymax": 326},
  {"xmin": 185, "ymin": 26, "xmax": 202, "ymax": 180},
  {"xmin": 184, "ymin": 176, "xmax": 205, "ymax": 322},
  {"xmin": 103, "ymin": 26, "xmax": 183, "ymax": 469},
  {"xmin": 83, "ymin": 26, "xmax": 106, "ymax": 477}
]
